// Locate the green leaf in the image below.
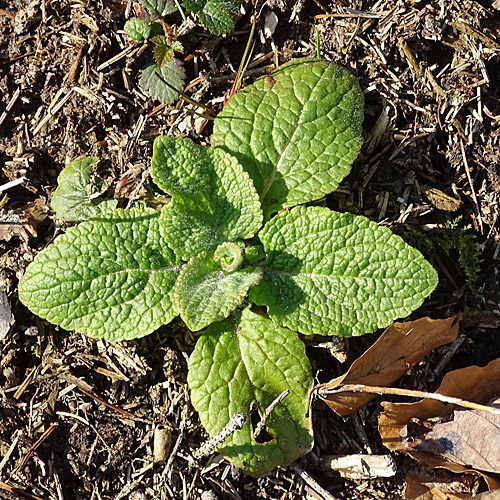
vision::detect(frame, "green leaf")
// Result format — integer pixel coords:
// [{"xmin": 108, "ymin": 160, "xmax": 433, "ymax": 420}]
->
[
  {"xmin": 249, "ymin": 206, "xmax": 438, "ymax": 337},
  {"xmin": 152, "ymin": 137, "xmax": 263, "ymax": 260},
  {"xmin": 182, "ymin": 0, "xmax": 206, "ymax": 11},
  {"xmin": 152, "ymin": 36, "xmax": 175, "ymax": 68},
  {"xmin": 182, "ymin": 0, "xmax": 238, "ymax": 34},
  {"xmin": 18, "ymin": 208, "xmax": 180, "ymax": 342},
  {"xmin": 175, "ymin": 245, "xmax": 262, "ymax": 331},
  {"xmin": 212, "ymin": 59, "xmax": 364, "ymax": 217},
  {"xmin": 214, "ymin": 241, "xmax": 243, "ymax": 271},
  {"xmin": 139, "ymin": 60, "xmax": 185, "ymax": 105},
  {"xmin": 153, "ymin": 44, "xmax": 175, "ymax": 69},
  {"xmin": 188, "ymin": 308, "xmax": 313, "ymax": 476},
  {"xmin": 149, "ymin": 21, "xmax": 164, "ymax": 37},
  {"xmin": 124, "ymin": 17, "xmax": 151, "ymax": 42},
  {"xmin": 140, "ymin": 0, "xmax": 177, "ymax": 18},
  {"xmin": 198, "ymin": 1, "xmax": 234, "ymax": 34},
  {"xmin": 51, "ymin": 157, "xmax": 117, "ymax": 222}
]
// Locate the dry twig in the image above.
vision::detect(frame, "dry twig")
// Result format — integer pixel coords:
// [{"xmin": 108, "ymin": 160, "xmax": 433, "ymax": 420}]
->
[
  {"xmin": 194, "ymin": 413, "xmax": 246, "ymax": 459},
  {"xmin": 13, "ymin": 423, "xmax": 59, "ymax": 473},
  {"xmin": 252, "ymin": 390, "xmax": 289, "ymax": 440},
  {"xmin": 0, "ymin": 88, "xmax": 20, "ymax": 128},
  {"xmin": 315, "ymin": 384, "xmax": 500, "ymax": 415}
]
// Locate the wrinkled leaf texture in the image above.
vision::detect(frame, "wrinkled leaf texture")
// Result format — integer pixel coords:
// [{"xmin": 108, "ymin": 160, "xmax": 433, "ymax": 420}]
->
[
  {"xmin": 188, "ymin": 308, "xmax": 313, "ymax": 476},
  {"xmin": 19, "ymin": 208, "xmax": 180, "ymax": 341},
  {"xmin": 213, "ymin": 59, "xmax": 364, "ymax": 217}
]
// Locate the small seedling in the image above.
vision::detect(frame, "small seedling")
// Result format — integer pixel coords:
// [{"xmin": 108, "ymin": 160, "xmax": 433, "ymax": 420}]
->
[
  {"xmin": 125, "ymin": 11, "xmax": 186, "ymax": 105},
  {"xmin": 132, "ymin": 0, "xmax": 240, "ymax": 35},
  {"xmin": 19, "ymin": 59, "xmax": 438, "ymax": 476},
  {"xmin": 124, "ymin": 0, "xmax": 241, "ymax": 103}
]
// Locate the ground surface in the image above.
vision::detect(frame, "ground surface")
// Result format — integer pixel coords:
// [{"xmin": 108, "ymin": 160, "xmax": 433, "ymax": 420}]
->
[{"xmin": 1, "ymin": 0, "xmax": 500, "ymax": 499}]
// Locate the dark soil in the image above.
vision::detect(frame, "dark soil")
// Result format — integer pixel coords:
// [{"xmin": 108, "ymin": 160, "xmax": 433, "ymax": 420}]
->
[{"xmin": 1, "ymin": 0, "xmax": 500, "ymax": 498}]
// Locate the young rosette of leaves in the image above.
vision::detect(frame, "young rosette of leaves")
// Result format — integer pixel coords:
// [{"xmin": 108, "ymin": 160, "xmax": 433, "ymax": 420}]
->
[
  {"xmin": 51, "ymin": 157, "xmax": 117, "ymax": 222},
  {"xmin": 18, "ymin": 208, "xmax": 180, "ymax": 342},
  {"xmin": 212, "ymin": 59, "xmax": 364, "ymax": 218},
  {"xmin": 183, "ymin": 0, "xmax": 240, "ymax": 34},
  {"xmin": 249, "ymin": 206, "xmax": 439, "ymax": 337},
  {"xmin": 188, "ymin": 308, "xmax": 313, "ymax": 476},
  {"xmin": 175, "ymin": 242, "xmax": 262, "ymax": 331},
  {"xmin": 151, "ymin": 136, "xmax": 263, "ymax": 260}
]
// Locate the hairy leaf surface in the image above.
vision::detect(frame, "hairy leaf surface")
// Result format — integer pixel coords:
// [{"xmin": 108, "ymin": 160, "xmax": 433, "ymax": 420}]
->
[
  {"xmin": 198, "ymin": 1, "xmax": 234, "ymax": 34},
  {"xmin": 152, "ymin": 137, "xmax": 262, "ymax": 259},
  {"xmin": 188, "ymin": 308, "xmax": 313, "ymax": 476},
  {"xmin": 139, "ymin": 60, "xmax": 185, "ymax": 105},
  {"xmin": 19, "ymin": 208, "xmax": 180, "ymax": 341},
  {"xmin": 175, "ymin": 245, "xmax": 262, "ymax": 331},
  {"xmin": 249, "ymin": 206, "xmax": 438, "ymax": 337},
  {"xmin": 183, "ymin": 0, "xmax": 239, "ymax": 34},
  {"xmin": 212, "ymin": 59, "xmax": 364, "ymax": 217},
  {"xmin": 51, "ymin": 157, "xmax": 117, "ymax": 222}
]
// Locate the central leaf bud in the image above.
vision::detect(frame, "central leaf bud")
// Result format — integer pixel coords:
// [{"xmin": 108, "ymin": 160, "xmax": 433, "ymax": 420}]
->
[{"xmin": 214, "ymin": 242, "xmax": 243, "ymax": 272}]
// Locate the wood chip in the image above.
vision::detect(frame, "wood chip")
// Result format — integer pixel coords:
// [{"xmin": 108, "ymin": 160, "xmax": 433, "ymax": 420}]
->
[{"xmin": 320, "ymin": 454, "xmax": 397, "ymax": 479}]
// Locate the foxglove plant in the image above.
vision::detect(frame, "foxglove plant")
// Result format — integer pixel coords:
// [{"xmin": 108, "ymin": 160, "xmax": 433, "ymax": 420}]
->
[{"xmin": 19, "ymin": 59, "xmax": 438, "ymax": 476}]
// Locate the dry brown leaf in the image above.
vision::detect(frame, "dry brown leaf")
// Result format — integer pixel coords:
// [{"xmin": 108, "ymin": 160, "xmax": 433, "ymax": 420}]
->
[
  {"xmin": 0, "ymin": 199, "xmax": 49, "ymax": 243},
  {"xmin": 411, "ymin": 396, "xmax": 500, "ymax": 474},
  {"xmin": 317, "ymin": 316, "xmax": 459, "ymax": 416},
  {"xmin": 379, "ymin": 358, "xmax": 500, "ymax": 492},
  {"xmin": 414, "ymin": 490, "xmax": 470, "ymax": 500},
  {"xmin": 0, "ymin": 212, "xmax": 33, "ymax": 242},
  {"xmin": 421, "ymin": 185, "xmax": 462, "ymax": 212},
  {"xmin": 406, "ymin": 467, "xmax": 474, "ymax": 499},
  {"xmin": 471, "ymin": 492, "xmax": 500, "ymax": 500},
  {"xmin": 379, "ymin": 358, "xmax": 500, "ymax": 454}
]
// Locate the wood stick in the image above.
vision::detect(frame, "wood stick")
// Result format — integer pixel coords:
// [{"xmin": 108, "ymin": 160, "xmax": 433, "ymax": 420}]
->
[
  {"xmin": 194, "ymin": 413, "xmax": 246, "ymax": 459},
  {"xmin": 14, "ymin": 423, "xmax": 59, "ymax": 472},
  {"xmin": 253, "ymin": 390, "xmax": 289, "ymax": 440},
  {"xmin": 0, "ymin": 482, "xmax": 44, "ymax": 500},
  {"xmin": 317, "ymin": 384, "xmax": 500, "ymax": 415},
  {"xmin": 0, "ymin": 8, "xmax": 15, "ymax": 19},
  {"xmin": 0, "ymin": 177, "xmax": 26, "ymax": 192},
  {"xmin": 0, "ymin": 88, "xmax": 21, "ymax": 127}
]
